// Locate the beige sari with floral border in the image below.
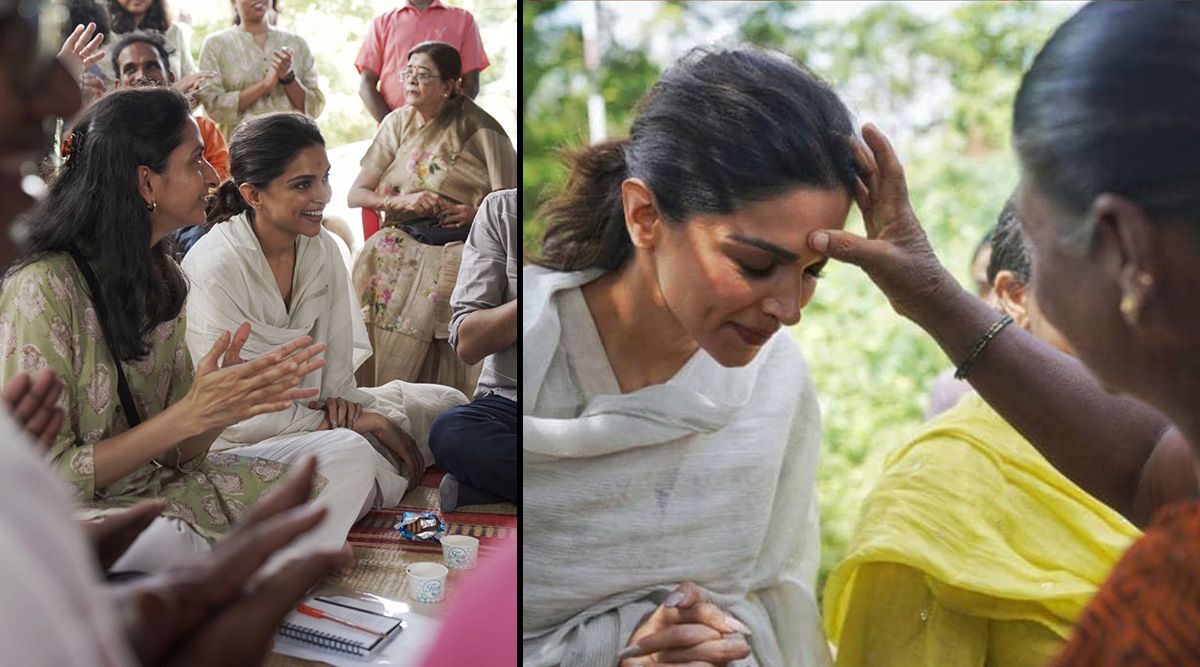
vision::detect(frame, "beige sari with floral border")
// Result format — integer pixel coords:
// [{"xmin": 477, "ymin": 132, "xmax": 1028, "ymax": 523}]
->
[{"xmin": 351, "ymin": 96, "xmax": 516, "ymax": 395}]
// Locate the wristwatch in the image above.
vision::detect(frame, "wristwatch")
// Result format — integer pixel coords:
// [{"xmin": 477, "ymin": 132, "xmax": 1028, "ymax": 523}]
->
[{"xmin": 279, "ymin": 71, "xmax": 296, "ymax": 85}]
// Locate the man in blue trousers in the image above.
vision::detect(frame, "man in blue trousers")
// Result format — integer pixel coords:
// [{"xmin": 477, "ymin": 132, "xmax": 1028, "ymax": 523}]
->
[{"xmin": 431, "ymin": 189, "xmax": 518, "ymax": 510}]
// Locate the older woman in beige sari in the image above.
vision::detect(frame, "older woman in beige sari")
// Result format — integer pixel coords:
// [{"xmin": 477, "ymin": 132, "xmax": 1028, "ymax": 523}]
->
[{"xmin": 348, "ymin": 41, "xmax": 515, "ymax": 395}]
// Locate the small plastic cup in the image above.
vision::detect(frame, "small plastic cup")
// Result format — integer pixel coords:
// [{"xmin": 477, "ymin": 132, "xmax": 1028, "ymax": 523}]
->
[
  {"xmin": 406, "ymin": 562, "xmax": 448, "ymax": 603},
  {"xmin": 441, "ymin": 535, "xmax": 480, "ymax": 570}
]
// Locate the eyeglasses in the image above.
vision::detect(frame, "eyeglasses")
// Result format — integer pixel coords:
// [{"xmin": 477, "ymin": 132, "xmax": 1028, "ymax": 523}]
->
[{"xmin": 400, "ymin": 66, "xmax": 445, "ymax": 85}]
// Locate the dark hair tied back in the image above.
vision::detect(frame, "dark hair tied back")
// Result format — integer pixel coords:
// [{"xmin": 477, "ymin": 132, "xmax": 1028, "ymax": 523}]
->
[
  {"xmin": 537, "ymin": 139, "xmax": 632, "ymax": 272},
  {"xmin": 205, "ymin": 180, "xmax": 249, "ymax": 226},
  {"xmin": 205, "ymin": 112, "xmax": 325, "ymax": 226},
  {"xmin": 1014, "ymin": 2, "xmax": 1200, "ymax": 249},
  {"xmin": 534, "ymin": 46, "xmax": 859, "ymax": 272}
]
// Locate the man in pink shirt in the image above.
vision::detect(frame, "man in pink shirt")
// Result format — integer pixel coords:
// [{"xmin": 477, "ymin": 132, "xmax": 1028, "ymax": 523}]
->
[{"xmin": 355, "ymin": 0, "xmax": 488, "ymax": 123}]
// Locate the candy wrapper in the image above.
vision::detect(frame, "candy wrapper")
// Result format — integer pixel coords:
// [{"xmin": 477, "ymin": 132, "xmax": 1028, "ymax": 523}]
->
[{"xmin": 395, "ymin": 511, "xmax": 446, "ymax": 542}]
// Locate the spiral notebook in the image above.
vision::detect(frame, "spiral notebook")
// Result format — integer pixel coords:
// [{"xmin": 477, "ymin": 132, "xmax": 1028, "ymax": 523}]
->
[{"xmin": 278, "ymin": 597, "xmax": 403, "ymax": 658}]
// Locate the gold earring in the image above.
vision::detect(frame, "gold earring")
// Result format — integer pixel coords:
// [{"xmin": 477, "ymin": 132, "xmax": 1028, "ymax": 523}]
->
[
  {"xmin": 1119, "ymin": 293, "xmax": 1138, "ymax": 321},
  {"xmin": 1119, "ymin": 272, "xmax": 1155, "ymax": 325},
  {"xmin": 145, "ymin": 200, "xmax": 157, "ymax": 213}
]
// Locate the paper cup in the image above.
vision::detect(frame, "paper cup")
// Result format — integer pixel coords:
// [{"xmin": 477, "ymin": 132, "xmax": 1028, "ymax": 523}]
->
[
  {"xmin": 441, "ymin": 535, "xmax": 480, "ymax": 570},
  {"xmin": 406, "ymin": 562, "xmax": 448, "ymax": 603}
]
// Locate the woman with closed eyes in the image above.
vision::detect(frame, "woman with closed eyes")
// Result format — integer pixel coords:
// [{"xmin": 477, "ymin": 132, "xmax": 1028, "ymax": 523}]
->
[{"xmin": 523, "ymin": 46, "xmax": 858, "ymax": 667}]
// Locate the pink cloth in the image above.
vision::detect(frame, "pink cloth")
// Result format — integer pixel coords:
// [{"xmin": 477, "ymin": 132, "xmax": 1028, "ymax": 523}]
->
[
  {"xmin": 419, "ymin": 538, "xmax": 516, "ymax": 667},
  {"xmin": 355, "ymin": 0, "xmax": 489, "ymax": 111}
]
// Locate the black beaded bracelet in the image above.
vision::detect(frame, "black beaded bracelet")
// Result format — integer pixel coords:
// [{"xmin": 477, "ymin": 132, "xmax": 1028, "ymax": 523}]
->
[{"xmin": 954, "ymin": 314, "xmax": 1014, "ymax": 380}]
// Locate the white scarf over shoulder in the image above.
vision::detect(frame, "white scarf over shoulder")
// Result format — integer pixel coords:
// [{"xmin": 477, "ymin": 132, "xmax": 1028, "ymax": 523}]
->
[
  {"xmin": 181, "ymin": 214, "xmax": 458, "ymax": 458},
  {"xmin": 522, "ymin": 266, "xmax": 830, "ymax": 667}
]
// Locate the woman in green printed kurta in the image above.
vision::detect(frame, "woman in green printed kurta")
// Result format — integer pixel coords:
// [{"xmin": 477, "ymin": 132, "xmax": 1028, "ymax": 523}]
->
[
  {"xmin": 196, "ymin": 0, "xmax": 324, "ymax": 139},
  {"xmin": 0, "ymin": 256, "xmax": 295, "ymax": 540},
  {"xmin": 347, "ymin": 42, "xmax": 516, "ymax": 395},
  {"xmin": 0, "ymin": 87, "xmax": 328, "ymax": 569}
]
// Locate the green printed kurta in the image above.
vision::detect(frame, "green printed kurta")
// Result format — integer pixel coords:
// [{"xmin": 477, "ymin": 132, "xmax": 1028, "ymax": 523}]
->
[
  {"xmin": 196, "ymin": 26, "xmax": 325, "ymax": 140},
  {"xmin": 0, "ymin": 254, "xmax": 292, "ymax": 542}
]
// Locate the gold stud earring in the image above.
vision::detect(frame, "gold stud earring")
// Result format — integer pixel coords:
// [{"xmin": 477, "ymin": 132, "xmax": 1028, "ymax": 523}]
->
[
  {"xmin": 1119, "ymin": 272, "xmax": 1155, "ymax": 325},
  {"xmin": 1119, "ymin": 293, "xmax": 1138, "ymax": 321}
]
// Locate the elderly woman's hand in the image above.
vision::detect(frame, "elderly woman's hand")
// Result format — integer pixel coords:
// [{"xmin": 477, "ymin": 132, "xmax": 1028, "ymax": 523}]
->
[
  {"xmin": 391, "ymin": 191, "xmax": 442, "ymax": 217},
  {"xmin": 619, "ymin": 582, "xmax": 752, "ymax": 666},
  {"xmin": 807, "ymin": 123, "xmax": 957, "ymax": 325}
]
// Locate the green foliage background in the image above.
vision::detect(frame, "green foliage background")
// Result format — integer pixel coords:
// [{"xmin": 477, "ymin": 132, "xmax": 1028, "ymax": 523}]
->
[
  {"xmin": 181, "ymin": 0, "xmax": 517, "ymax": 147},
  {"xmin": 523, "ymin": 0, "xmax": 1077, "ymax": 593}
]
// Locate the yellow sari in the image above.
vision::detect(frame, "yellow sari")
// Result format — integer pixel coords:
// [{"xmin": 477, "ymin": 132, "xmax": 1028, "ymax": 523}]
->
[{"xmin": 823, "ymin": 392, "xmax": 1140, "ymax": 666}]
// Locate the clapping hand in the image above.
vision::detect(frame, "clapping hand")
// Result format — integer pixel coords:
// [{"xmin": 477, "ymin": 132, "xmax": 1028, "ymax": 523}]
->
[
  {"xmin": 3, "ymin": 368, "xmax": 65, "ymax": 451},
  {"xmin": 266, "ymin": 47, "xmax": 294, "ymax": 85},
  {"xmin": 183, "ymin": 327, "xmax": 325, "ymax": 433},
  {"xmin": 81, "ymin": 499, "xmax": 166, "ymax": 570},
  {"xmin": 619, "ymin": 582, "xmax": 752, "ymax": 666},
  {"xmin": 173, "ymin": 70, "xmax": 218, "ymax": 98},
  {"xmin": 115, "ymin": 455, "xmax": 350, "ymax": 666}
]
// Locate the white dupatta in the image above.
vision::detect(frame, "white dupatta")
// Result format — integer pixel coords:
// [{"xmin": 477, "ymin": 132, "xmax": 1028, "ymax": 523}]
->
[
  {"xmin": 522, "ymin": 266, "xmax": 830, "ymax": 667},
  {"xmin": 181, "ymin": 215, "xmax": 433, "ymax": 452}
]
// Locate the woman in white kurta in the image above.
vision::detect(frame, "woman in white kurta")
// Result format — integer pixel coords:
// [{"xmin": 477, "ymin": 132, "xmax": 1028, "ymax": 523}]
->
[
  {"xmin": 525, "ymin": 270, "xmax": 826, "ymax": 667},
  {"xmin": 523, "ymin": 47, "xmax": 863, "ymax": 666},
  {"xmin": 195, "ymin": 0, "xmax": 324, "ymax": 139},
  {"xmin": 183, "ymin": 112, "xmax": 466, "ymax": 516}
]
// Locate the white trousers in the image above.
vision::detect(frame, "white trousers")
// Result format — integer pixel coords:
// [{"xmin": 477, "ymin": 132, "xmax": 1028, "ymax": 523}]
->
[
  {"xmin": 357, "ymin": 379, "xmax": 470, "ymax": 465},
  {"xmin": 112, "ymin": 428, "xmax": 399, "ymax": 573}
]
